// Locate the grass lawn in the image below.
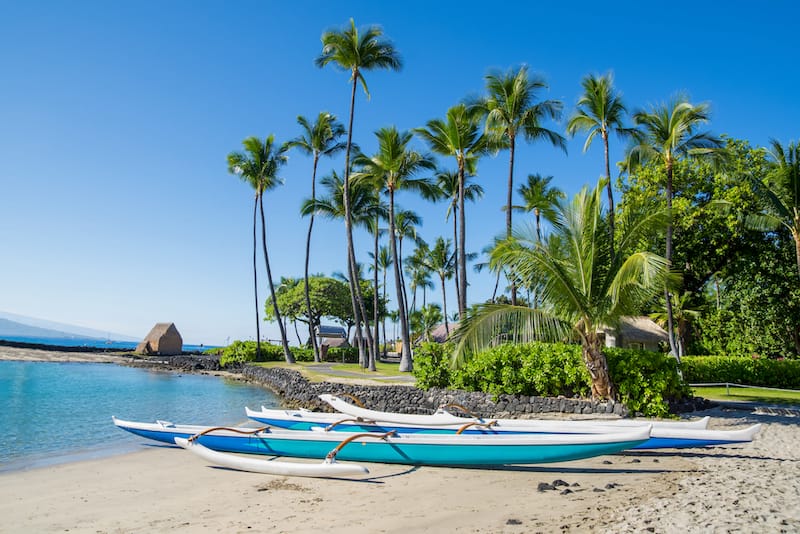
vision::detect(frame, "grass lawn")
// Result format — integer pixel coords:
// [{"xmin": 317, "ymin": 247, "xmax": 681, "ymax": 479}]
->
[
  {"xmin": 692, "ymin": 385, "xmax": 800, "ymax": 405},
  {"xmin": 251, "ymin": 360, "xmax": 412, "ymax": 383}
]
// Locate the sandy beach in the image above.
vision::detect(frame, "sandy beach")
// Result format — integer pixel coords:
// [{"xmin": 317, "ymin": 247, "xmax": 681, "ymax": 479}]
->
[{"xmin": 2, "ymin": 348, "xmax": 799, "ymax": 532}]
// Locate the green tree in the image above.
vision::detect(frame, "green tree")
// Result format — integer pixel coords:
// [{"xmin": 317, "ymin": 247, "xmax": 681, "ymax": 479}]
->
[
  {"xmin": 746, "ymin": 139, "xmax": 800, "ymax": 280},
  {"xmin": 567, "ymin": 72, "xmax": 632, "ymax": 245},
  {"xmin": 625, "ymin": 95, "xmax": 722, "ymax": 359},
  {"xmin": 410, "ymin": 304, "xmax": 443, "ymax": 343},
  {"xmin": 227, "ymin": 136, "xmax": 295, "ymax": 363},
  {"xmin": 287, "ymin": 112, "xmax": 346, "ymax": 361},
  {"xmin": 316, "ymin": 19, "xmax": 402, "ymax": 367},
  {"xmin": 514, "ymin": 174, "xmax": 565, "ymax": 241},
  {"xmin": 352, "ymin": 127, "xmax": 437, "ymax": 372},
  {"xmin": 415, "ymin": 104, "xmax": 491, "ymax": 317},
  {"xmin": 479, "ymin": 65, "xmax": 566, "ymax": 305},
  {"xmin": 406, "ymin": 240, "xmax": 434, "ymax": 313},
  {"xmin": 455, "ymin": 181, "xmax": 670, "ymax": 399},
  {"xmin": 369, "ymin": 244, "xmax": 393, "ymax": 357}
]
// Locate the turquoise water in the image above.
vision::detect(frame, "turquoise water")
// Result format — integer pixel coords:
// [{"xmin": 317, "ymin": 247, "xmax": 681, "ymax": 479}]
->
[
  {"xmin": 0, "ymin": 361, "xmax": 278, "ymax": 471},
  {"xmin": 1, "ymin": 334, "xmax": 211, "ymax": 352}
]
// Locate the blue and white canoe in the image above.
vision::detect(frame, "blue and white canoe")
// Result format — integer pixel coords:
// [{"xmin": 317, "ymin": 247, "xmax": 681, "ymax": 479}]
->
[
  {"xmin": 243, "ymin": 395, "xmax": 760, "ymax": 450},
  {"xmin": 112, "ymin": 416, "xmax": 650, "ymax": 466}
]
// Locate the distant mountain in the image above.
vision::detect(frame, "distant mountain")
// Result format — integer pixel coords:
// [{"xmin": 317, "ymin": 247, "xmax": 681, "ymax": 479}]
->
[
  {"xmin": 0, "ymin": 311, "xmax": 137, "ymax": 342},
  {"xmin": 0, "ymin": 318, "xmax": 102, "ymax": 340}
]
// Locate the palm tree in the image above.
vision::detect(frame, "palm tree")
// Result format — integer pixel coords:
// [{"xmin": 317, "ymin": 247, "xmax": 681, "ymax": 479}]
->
[
  {"xmin": 227, "ymin": 136, "xmax": 295, "ymax": 363},
  {"xmin": 746, "ymin": 139, "xmax": 800, "ymax": 280},
  {"xmin": 301, "ymin": 171, "xmax": 382, "ymax": 365},
  {"xmin": 479, "ymin": 65, "xmax": 567, "ymax": 305},
  {"xmin": 567, "ymin": 72, "xmax": 633, "ymax": 246},
  {"xmin": 650, "ymin": 291, "xmax": 701, "ymax": 358},
  {"xmin": 415, "ymin": 104, "xmax": 490, "ymax": 317},
  {"xmin": 420, "ymin": 237, "xmax": 456, "ymax": 335},
  {"xmin": 406, "ymin": 244, "xmax": 434, "ymax": 313},
  {"xmin": 352, "ymin": 127, "xmax": 437, "ymax": 372},
  {"xmin": 454, "ymin": 181, "xmax": 670, "ymax": 399},
  {"xmin": 369, "ymin": 244, "xmax": 393, "ymax": 357},
  {"xmin": 362, "ymin": 202, "xmax": 389, "ymax": 370},
  {"xmin": 316, "ymin": 19, "xmax": 402, "ymax": 366},
  {"xmin": 514, "ymin": 174, "xmax": 565, "ymax": 241},
  {"xmin": 626, "ymin": 95, "xmax": 722, "ymax": 359},
  {"xmin": 436, "ymin": 169, "xmax": 484, "ymax": 314},
  {"xmin": 287, "ymin": 112, "xmax": 346, "ymax": 362}
]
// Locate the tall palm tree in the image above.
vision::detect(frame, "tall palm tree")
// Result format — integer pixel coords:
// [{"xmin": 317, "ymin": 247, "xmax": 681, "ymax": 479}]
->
[
  {"xmin": 415, "ymin": 104, "xmax": 490, "ymax": 317},
  {"xmin": 406, "ymin": 242, "xmax": 434, "ymax": 313},
  {"xmin": 567, "ymin": 73, "xmax": 633, "ymax": 246},
  {"xmin": 393, "ymin": 208, "xmax": 423, "ymax": 338},
  {"xmin": 436, "ymin": 169, "xmax": 484, "ymax": 314},
  {"xmin": 454, "ymin": 181, "xmax": 670, "ymax": 399},
  {"xmin": 746, "ymin": 139, "xmax": 800, "ymax": 280},
  {"xmin": 514, "ymin": 174, "xmax": 565, "ymax": 241},
  {"xmin": 301, "ymin": 171, "xmax": 382, "ymax": 365},
  {"xmin": 479, "ymin": 65, "xmax": 566, "ymax": 305},
  {"xmin": 626, "ymin": 95, "xmax": 722, "ymax": 359},
  {"xmin": 362, "ymin": 202, "xmax": 389, "ymax": 370},
  {"xmin": 287, "ymin": 112, "xmax": 346, "ymax": 362},
  {"xmin": 352, "ymin": 127, "xmax": 437, "ymax": 372},
  {"xmin": 227, "ymin": 136, "xmax": 295, "ymax": 363},
  {"xmin": 316, "ymin": 19, "xmax": 402, "ymax": 365},
  {"xmin": 421, "ymin": 237, "xmax": 456, "ymax": 335}
]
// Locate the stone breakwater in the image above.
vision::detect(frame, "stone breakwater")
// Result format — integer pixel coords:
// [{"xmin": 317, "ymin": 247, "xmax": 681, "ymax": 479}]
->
[{"xmin": 241, "ymin": 365, "xmax": 630, "ymax": 418}]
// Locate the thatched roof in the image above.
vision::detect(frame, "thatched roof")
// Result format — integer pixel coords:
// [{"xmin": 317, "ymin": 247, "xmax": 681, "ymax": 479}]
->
[
  {"xmin": 135, "ymin": 322, "xmax": 183, "ymax": 355},
  {"xmin": 428, "ymin": 321, "xmax": 458, "ymax": 343},
  {"xmin": 607, "ymin": 316, "xmax": 668, "ymax": 344}
]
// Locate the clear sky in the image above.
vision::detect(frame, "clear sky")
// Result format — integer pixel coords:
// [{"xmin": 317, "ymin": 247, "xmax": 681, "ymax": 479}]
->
[{"xmin": 1, "ymin": 1, "xmax": 797, "ymax": 345}]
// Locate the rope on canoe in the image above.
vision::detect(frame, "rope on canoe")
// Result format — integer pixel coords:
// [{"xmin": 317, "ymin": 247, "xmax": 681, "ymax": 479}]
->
[
  {"xmin": 338, "ymin": 393, "xmax": 366, "ymax": 408},
  {"xmin": 324, "ymin": 417, "xmax": 377, "ymax": 432},
  {"xmin": 325, "ymin": 430, "xmax": 397, "ymax": 461},
  {"xmin": 440, "ymin": 402, "xmax": 481, "ymax": 420},
  {"xmin": 455, "ymin": 420, "xmax": 498, "ymax": 435},
  {"xmin": 188, "ymin": 426, "xmax": 269, "ymax": 442}
]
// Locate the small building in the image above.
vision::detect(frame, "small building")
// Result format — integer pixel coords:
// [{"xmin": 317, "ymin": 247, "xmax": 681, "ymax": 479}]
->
[
  {"xmin": 601, "ymin": 316, "xmax": 668, "ymax": 352},
  {"xmin": 427, "ymin": 322, "xmax": 458, "ymax": 343},
  {"xmin": 135, "ymin": 322, "xmax": 183, "ymax": 355}
]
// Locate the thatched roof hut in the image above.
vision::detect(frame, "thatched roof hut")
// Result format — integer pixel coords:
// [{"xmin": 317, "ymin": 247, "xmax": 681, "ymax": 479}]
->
[{"xmin": 135, "ymin": 322, "xmax": 183, "ymax": 355}]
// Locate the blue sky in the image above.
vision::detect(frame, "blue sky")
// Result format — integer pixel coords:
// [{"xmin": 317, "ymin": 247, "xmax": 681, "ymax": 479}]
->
[{"xmin": 1, "ymin": 1, "xmax": 797, "ymax": 345}]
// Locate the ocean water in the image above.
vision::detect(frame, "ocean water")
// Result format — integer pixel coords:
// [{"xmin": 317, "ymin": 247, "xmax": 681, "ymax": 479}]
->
[
  {"xmin": 0, "ymin": 335, "xmax": 211, "ymax": 352},
  {"xmin": 0, "ymin": 361, "xmax": 279, "ymax": 472}
]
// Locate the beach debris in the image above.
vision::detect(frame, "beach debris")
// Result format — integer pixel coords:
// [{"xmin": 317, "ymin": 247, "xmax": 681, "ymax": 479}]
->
[{"xmin": 537, "ymin": 482, "xmax": 556, "ymax": 491}]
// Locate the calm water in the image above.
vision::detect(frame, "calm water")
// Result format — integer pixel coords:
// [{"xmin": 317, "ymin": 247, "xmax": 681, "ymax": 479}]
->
[{"xmin": 0, "ymin": 361, "xmax": 279, "ymax": 471}]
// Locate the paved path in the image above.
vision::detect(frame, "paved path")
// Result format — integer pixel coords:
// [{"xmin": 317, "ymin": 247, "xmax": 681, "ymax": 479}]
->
[{"xmin": 304, "ymin": 362, "xmax": 415, "ymax": 383}]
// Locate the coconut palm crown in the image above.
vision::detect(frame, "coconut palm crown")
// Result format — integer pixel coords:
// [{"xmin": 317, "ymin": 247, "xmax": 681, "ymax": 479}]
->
[{"xmin": 453, "ymin": 180, "xmax": 670, "ymax": 399}]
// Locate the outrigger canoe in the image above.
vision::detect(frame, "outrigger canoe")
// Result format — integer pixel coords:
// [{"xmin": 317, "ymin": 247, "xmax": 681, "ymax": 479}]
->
[
  {"xmin": 242, "ymin": 394, "xmax": 759, "ymax": 450},
  {"xmin": 112, "ymin": 417, "xmax": 650, "ymax": 466}
]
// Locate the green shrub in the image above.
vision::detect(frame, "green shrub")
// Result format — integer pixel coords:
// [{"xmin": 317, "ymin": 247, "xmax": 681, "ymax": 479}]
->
[
  {"xmin": 682, "ymin": 356, "xmax": 800, "ymax": 389},
  {"xmin": 326, "ymin": 346, "xmax": 359, "ymax": 363},
  {"xmin": 219, "ymin": 341, "xmax": 313, "ymax": 367},
  {"xmin": 413, "ymin": 341, "xmax": 691, "ymax": 416}
]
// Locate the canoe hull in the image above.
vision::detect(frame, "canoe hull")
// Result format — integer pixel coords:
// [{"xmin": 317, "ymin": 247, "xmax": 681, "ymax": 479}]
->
[{"xmin": 112, "ymin": 417, "xmax": 649, "ymax": 466}]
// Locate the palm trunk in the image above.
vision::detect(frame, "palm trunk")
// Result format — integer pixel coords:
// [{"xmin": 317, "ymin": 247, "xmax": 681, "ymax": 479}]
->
[
  {"xmin": 507, "ymin": 134, "xmax": 517, "ymax": 306},
  {"xmin": 371, "ymin": 222, "xmax": 380, "ymax": 371},
  {"xmin": 260, "ymin": 195, "xmax": 294, "ymax": 363},
  {"xmin": 603, "ymin": 130, "xmax": 615, "ymax": 256},
  {"xmin": 793, "ymin": 228, "xmax": 800, "ymax": 282},
  {"xmin": 305, "ymin": 154, "xmax": 321, "ymax": 361},
  {"xmin": 390, "ymin": 192, "xmax": 413, "ymax": 371},
  {"xmin": 382, "ymin": 267, "xmax": 388, "ymax": 358},
  {"xmin": 664, "ymin": 161, "xmax": 679, "ymax": 360},
  {"xmin": 581, "ymin": 330, "xmax": 614, "ymax": 399},
  {"xmin": 441, "ymin": 273, "xmax": 449, "ymax": 335},
  {"xmin": 452, "ymin": 206, "xmax": 461, "ymax": 314},
  {"xmin": 252, "ymin": 195, "xmax": 262, "ymax": 360},
  {"xmin": 457, "ymin": 159, "xmax": 468, "ymax": 317},
  {"xmin": 343, "ymin": 73, "xmax": 366, "ymax": 365}
]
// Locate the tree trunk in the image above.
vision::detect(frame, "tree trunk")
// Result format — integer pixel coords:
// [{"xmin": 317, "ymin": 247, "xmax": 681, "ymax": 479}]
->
[
  {"xmin": 390, "ymin": 192, "xmax": 413, "ymax": 372},
  {"xmin": 793, "ymin": 228, "xmax": 800, "ymax": 282},
  {"xmin": 371, "ymin": 222, "xmax": 380, "ymax": 371},
  {"xmin": 452, "ymin": 206, "xmax": 461, "ymax": 315},
  {"xmin": 603, "ymin": 129, "xmax": 615, "ymax": 256},
  {"xmin": 305, "ymin": 154, "xmax": 321, "ymax": 361},
  {"xmin": 252, "ymin": 194, "xmax": 261, "ymax": 360},
  {"xmin": 507, "ymin": 134, "xmax": 517, "ymax": 306},
  {"xmin": 457, "ymin": 159, "xmax": 468, "ymax": 317},
  {"xmin": 441, "ymin": 273, "xmax": 449, "ymax": 336},
  {"xmin": 343, "ymin": 73, "xmax": 366, "ymax": 366},
  {"xmin": 260, "ymin": 195, "xmax": 294, "ymax": 363},
  {"xmin": 581, "ymin": 331, "xmax": 615, "ymax": 399},
  {"xmin": 664, "ymin": 161, "xmax": 679, "ymax": 360},
  {"xmin": 382, "ymin": 268, "xmax": 388, "ymax": 358}
]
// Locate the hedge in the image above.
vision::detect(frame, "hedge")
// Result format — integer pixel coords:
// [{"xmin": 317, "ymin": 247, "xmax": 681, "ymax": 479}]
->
[
  {"xmin": 681, "ymin": 356, "xmax": 800, "ymax": 389},
  {"xmin": 218, "ymin": 340, "xmax": 360, "ymax": 367},
  {"xmin": 412, "ymin": 341, "xmax": 691, "ymax": 417}
]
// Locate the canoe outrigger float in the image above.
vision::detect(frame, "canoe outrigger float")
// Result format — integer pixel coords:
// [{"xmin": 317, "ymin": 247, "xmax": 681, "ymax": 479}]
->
[
  {"xmin": 112, "ymin": 416, "xmax": 650, "ymax": 467},
  {"xmin": 243, "ymin": 394, "xmax": 760, "ymax": 450}
]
